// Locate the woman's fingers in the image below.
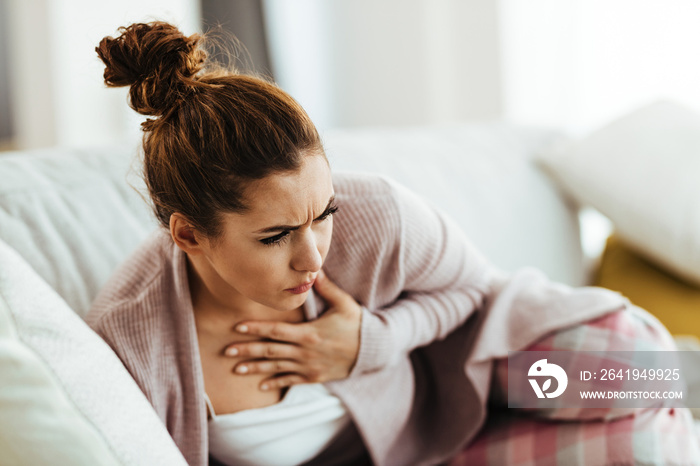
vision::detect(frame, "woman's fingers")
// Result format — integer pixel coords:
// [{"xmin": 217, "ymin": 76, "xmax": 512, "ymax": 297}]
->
[
  {"xmin": 233, "ymin": 358, "xmax": 303, "ymax": 377},
  {"xmin": 312, "ymin": 269, "xmax": 351, "ymax": 307},
  {"xmin": 234, "ymin": 320, "xmax": 320, "ymax": 346},
  {"xmin": 223, "ymin": 268, "xmax": 362, "ymax": 385},
  {"xmin": 225, "ymin": 340, "xmax": 303, "ymax": 359},
  {"xmin": 259, "ymin": 374, "xmax": 309, "ymax": 391}
]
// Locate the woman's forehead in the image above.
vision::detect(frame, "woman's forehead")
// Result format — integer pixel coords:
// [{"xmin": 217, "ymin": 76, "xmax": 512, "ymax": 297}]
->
[{"xmin": 238, "ymin": 156, "xmax": 333, "ymax": 224}]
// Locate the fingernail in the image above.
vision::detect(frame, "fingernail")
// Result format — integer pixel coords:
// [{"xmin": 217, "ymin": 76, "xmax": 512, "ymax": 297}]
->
[
  {"xmin": 260, "ymin": 384, "xmax": 268, "ymax": 391},
  {"xmin": 237, "ymin": 365, "xmax": 248, "ymax": 374},
  {"xmin": 237, "ymin": 325, "xmax": 248, "ymax": 333},
  {"xmin": 226, "ymin": 348, "xmax": 238, "ymax": 356}
]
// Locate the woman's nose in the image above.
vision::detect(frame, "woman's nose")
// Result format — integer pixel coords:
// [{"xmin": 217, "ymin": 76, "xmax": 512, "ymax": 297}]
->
[{"xmin": 291, "ymin": 229, "xmax": 322, "ymax": 273}]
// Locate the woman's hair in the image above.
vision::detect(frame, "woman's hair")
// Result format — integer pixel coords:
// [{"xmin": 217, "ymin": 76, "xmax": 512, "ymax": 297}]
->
[{"xmin": 96, "ymin": 21, "xmax": 323, "ymax": 239}]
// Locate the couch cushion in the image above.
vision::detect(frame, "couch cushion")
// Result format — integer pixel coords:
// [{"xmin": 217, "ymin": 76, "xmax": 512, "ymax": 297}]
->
[
  {"xmin": 0, "ymin": 143, "xmax": 157, "ymax": 317},
  {"xmin": 0, "ymin": 237, "xmax": 187, "ymax": 465},
  {"xmin": 324, "ymin": 123, "xmax": 586, "ymax": 286}
]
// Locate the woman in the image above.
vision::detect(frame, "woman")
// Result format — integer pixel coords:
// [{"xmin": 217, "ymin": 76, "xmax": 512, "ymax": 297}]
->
[{"xmin": 86, "ymin": 22, "xmax": 631, "ymax": 466}]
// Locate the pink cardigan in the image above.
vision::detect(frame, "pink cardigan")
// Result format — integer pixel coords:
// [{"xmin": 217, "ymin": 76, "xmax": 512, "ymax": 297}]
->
[{"xmin": 85, "ymin": 172, "xmax": 628, "ymax": 466}]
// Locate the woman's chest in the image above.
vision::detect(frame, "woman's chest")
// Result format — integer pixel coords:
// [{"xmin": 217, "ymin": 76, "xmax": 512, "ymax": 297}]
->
[{"xmin": 195, "ymin": 308, "xmax": 305, "ymax": 417}]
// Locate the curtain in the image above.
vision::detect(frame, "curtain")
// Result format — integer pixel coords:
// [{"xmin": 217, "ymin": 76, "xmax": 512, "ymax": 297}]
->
[{"xmin": 200, "ymin": 0, "xmax": 273, "ymax": 77}]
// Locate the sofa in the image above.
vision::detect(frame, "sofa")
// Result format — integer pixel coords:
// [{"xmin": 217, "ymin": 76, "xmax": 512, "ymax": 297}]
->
[{"xmin": 1, "ymin": 109, "xmax": 699, "ymax": 465}]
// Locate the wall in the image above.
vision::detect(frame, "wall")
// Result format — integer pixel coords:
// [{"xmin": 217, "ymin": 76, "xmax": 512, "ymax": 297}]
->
[
  {"xmin": 501, "ymin": 0, "xmax": 700, "ymax": 134},
  {"xmin": 5, "ymin": 0, "xmax": 200, "ymax": 150},
  {"xmin": 265, "ymin": 0, "xmax": 700, "ymax": 134},
  {"xmin": 7, "ymin": 1, "xmax": 700, "ymax": 147},
  {"xmin": 263, "ymin": 0, "xmax": 503, "ymax": 131}
]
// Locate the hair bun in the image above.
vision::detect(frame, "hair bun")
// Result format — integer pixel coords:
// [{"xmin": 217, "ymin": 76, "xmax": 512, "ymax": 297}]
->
[{"xmin": 96, "ymin": 21, "xmax": 206, "ymax": 116}]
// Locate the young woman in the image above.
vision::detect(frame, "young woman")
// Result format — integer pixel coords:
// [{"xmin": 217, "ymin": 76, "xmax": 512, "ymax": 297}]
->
[{"xmin": 86, "ymin": 22, "xmax": 631, "ymax": 466}]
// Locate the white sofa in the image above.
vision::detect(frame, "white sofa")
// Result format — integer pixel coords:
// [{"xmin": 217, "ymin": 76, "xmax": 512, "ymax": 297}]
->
[{"xmin": 0, "ymin": 122, "xmax": 596, "ymax": 464}]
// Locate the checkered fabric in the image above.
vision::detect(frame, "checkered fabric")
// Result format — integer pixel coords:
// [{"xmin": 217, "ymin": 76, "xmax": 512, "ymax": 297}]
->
[{"xmin": 450, "ymin": 306, "xmax": 700, "ymax": 465}]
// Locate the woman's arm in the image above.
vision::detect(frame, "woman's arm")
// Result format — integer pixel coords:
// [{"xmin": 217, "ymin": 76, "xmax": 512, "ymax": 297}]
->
[{"xmin": 345, "ymin": 177, "xmax": 498, "ymax": 375}]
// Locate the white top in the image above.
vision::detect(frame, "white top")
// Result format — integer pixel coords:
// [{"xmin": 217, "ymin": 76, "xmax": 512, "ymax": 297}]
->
[{"xmin": 205, "ymin": 383, "xmax": 353, "ymax": 466}]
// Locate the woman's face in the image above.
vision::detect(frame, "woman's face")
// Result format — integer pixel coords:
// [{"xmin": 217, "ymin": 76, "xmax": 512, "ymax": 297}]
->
[{"xmin": 198, "ymin": 154, "xmax": 335, "ymax": 313}]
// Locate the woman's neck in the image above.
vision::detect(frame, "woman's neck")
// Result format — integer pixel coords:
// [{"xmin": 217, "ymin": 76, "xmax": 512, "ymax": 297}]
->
[{"xmin": 185, "ymin": 253, "xmax": 270, "ymax": 322}]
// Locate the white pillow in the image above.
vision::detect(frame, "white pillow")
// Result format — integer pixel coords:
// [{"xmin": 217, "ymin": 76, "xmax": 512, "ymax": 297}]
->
[
  {"xmin": 0, "ymin": 238, "xmax": 187, "ymax": 465},
  {"xmin": 537, "ymin": 100, "xmax": 700, "ymax": 286},
  {"xmin": 0, "ymin": 295, "xmax": 120, "ymax": 465},
  {"xmin": 0, "ymin": 143, "xmax": 157, "ymax": 317}
]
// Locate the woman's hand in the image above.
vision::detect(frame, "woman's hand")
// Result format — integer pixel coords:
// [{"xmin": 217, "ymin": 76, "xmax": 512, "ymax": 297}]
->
[{"xmin": 224, "ymin": 270, "xmax": 362, "ymax": 391}]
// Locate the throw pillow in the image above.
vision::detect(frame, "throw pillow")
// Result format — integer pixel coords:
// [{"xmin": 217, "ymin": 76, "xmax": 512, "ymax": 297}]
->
[
  {"xmin": 537, "ymin": 100, "xmax": 700, "ymax": 286},
  {"xmin": 595, "ymin": 234, "xmax": 700, "ymax": 337},
  {"xmin": 0, "ymin": 238, "xmax": 187, "ymax": 465},
  {"xmin": 0, "ymin": 294, "xmax": 120, "ymax": 465}
]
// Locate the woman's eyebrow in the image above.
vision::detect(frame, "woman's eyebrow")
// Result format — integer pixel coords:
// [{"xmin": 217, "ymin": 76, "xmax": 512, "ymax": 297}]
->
[{"xmin": 255, "ymin": 194, "xmax": 336, "ymax": 234}]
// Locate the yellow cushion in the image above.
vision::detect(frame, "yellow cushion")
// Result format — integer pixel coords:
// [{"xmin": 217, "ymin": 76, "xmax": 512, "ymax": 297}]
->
[{"xmin": 594, "ymin": 234, "xmax": 700, "ymax": 337}]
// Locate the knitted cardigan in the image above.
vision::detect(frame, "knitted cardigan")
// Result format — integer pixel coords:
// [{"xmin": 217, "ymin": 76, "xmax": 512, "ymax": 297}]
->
[{"xmin": 86, "ymin": 172, "xmax": 628, "ymax": 466}]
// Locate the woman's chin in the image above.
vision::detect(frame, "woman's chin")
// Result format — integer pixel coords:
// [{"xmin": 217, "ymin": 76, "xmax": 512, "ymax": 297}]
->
[
  {"xmin": 284, "ymin": 291, "xmax": 310, "ymax": 311},
  {"xmin": 260, "ymin": 291, "xmax": 308, "ymax": 313}
]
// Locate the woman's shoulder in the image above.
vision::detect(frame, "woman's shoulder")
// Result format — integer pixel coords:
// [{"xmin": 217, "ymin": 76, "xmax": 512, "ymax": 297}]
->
[
  {"xmin": 330, "ymin": 171, "xmax": 406, "ymax": 221},
  {"xmin": 331, "ymin": 171, "xmax": 426, "ymax": 209},
  {"xmin": 329, "ymin": 171, "xmax": 402, "ymax": 239},
  {"xmin": 85, "ymin": 229, "xmax": 176, "ymax": 328},
  {"xmin": 331, "ymin": 171, "xmax": 398, "ymax": 200},
  {"xmin": 330, "ymin": 171, "xmax": 438, "ymax": 240}
]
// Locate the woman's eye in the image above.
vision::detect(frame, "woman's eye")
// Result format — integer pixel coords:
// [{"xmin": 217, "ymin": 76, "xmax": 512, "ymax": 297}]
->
[
  {"xmin": 259, "ymin": 206, "xmax": 337, "ymax": 247},
  {"xmin": 318, "ymin": 205, "xmax": 339, "ymax": 221},
  {"xmin": 260, "ymin": 231, "xmax": 290, "ymax": 247}
]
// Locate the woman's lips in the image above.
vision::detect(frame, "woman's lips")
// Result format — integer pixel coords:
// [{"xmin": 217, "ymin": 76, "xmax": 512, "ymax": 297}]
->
[{"xmin": 285, "ymin": 279, "xmax": 315, "ymax": 294}]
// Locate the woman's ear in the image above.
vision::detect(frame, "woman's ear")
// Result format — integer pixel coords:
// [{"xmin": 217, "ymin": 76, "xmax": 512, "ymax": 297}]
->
[{"xmin": 170, "ymin": 213, "xmax": 207, "ymax": 255}]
